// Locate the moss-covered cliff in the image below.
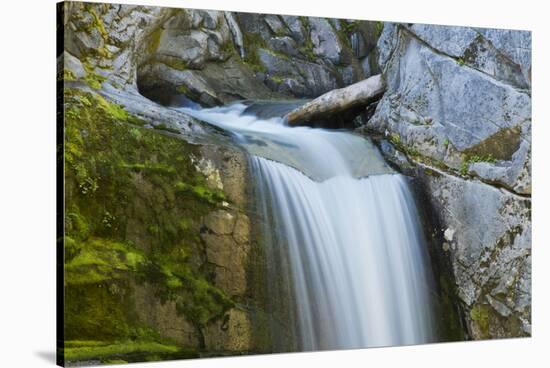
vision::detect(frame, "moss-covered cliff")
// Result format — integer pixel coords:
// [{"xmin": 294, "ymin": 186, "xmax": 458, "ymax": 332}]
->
[{"xmin": 61, "ymin": 86, "xmax": 265, "ymax": 364}]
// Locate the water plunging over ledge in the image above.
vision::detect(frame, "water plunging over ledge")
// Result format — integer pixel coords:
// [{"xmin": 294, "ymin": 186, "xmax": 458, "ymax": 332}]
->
[{"xmin": 178, "ymin": 103, "xmax": 437, "ymax": 350}]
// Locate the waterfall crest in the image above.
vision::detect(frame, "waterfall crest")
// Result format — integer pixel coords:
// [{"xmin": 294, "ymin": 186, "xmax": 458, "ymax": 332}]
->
[{"xmin": 179, "ymin": 103, "xmax": 437, "ymax": 350}]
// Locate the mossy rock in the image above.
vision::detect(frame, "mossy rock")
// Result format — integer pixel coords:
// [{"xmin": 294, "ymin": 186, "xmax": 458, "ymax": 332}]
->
[{"xmin": 63, "ymin": 88, "xmax": 235, "ymax": 363}]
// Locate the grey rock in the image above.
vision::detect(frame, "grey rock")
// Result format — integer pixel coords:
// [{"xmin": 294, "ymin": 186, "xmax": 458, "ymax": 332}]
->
[
  {"xmin": 157, "ymin": 30, "xmax": 209, "ymax": 69},
  {"xmin": 257, "ymin": 48, "xmax": 339, "ymax": 97},
  {"xmin": 224, "ymin": 12, "xmax": 245, "ymax": 58},
  {"xmin": 476, "ymin": 28, "xmax": 531, "ymax": 84},
  {"xmin": 367, "ymin": 22, "xmax": 531, "ymax": 339},
  {"xmin": 350, "ymin": 31, "xmax": 368, "ymax": 58},
  {"xmin": 235, "ymin": 13, "xmax": 272, "ymax": 41},
  {"xmin": 407, "ymin": 23, "xmax": 479, "ymax": 57},
  {"xmin": 340, "ymin": 65, "xmax": 356, "ymax": 85},
  {"xmin": 280, "ymin": 15, "xmax": 306, "ymax": 44},
  {"xmin": 99, "ymin": 83, "xmax": 203, "ymax": 134},
  {"xmin": 74, "ymin": 27, "xmax": 104, "ymax": 54},
  {"xmin": 309, "ymin": 17, "xmax": 343, "ymax": 64},
  {"xmin": 379, "ymin": 139, "xmax": 412, "ymax": 169},
  {"xmin": 268, "ymin": 36, "xmax": 300, "ymax": 57},
  {"xmin": 204, "ymin": 210, "xmax": 236, "ymax": 235},
  {"xmin": 63, "ymin": 51, "xmax": 86, "ymax": 79},
  {"xmin": 420, "ymin": 170, "xmax": 531, "ymax": 338},
  {"xmin": 264, "ymin": 15, "xmax": 286, "ymax": 35},
  {"xmin": 190, "ymin": 9, "xmax": 220, "ymax": 30},
  {"xmin": 377, "ymin": 22, "xmax": 399, "ymax": 69},
  {"xmin": 360, "ymin": 55, "xmax": 372, "ymax": 77},
  {"xmin": 294, "ymin": 60, "xmax": 340, "ymax": 96},
  {"xmin": 258, "ymin": 48, "xmax": 298, "ymax": 76},
  {"xmin": 278, "ymin": 78, "xmax": 307, "ymax": 96},
  {"xmin": 406, "ymin": 24, "xmax": 529, "ymax": 89},
  {"xmin": 203, "ymin": 29, "xmax": 228, "ymax": 61},
  {"xmin": 368, "ymin": 29, "xmax": 531, "ymax": 193}
]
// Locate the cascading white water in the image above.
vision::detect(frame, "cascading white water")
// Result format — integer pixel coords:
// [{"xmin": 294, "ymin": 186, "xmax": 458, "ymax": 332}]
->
[{"xmin": 179, "ymin": 103, "xmax": 437, "ymax": 350}]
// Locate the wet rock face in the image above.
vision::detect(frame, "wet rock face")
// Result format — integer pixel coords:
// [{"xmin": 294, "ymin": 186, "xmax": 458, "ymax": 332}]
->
[{"xmin": 365, "ymin": 23, "xmax": 531, "ymax": 339}]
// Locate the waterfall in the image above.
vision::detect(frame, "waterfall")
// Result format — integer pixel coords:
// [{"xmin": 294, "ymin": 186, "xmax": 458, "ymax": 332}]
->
[{"xmin": 179, "ymin": 103, "xmax": 437, "ymax": 350}]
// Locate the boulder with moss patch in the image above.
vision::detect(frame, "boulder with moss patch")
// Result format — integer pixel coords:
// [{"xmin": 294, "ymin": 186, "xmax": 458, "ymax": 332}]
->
[{"xmin": 361, "ymin": 22, "xmax": 531, "ymax": 340}]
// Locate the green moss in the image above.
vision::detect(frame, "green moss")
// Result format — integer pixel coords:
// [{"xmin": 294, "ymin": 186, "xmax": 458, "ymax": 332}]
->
[
  {"xmin": 63, "ymin": 88, "xmax": 234, "ymax": 361},
  {"xmin": 84, "ymin": 73, "xmax": 106, "ymax": 90},
  {"xmin": 457, "ymin": 57, "xmax": 465, "ymax": 66},
  {"xmin": 341, "ymin": 20, "xmax": 359, "ymax": 35},
  {"xmin": 299, "ymin": 41, "xmax": 317, "ymax": 62},
  {"xmin": 147, "ymin": 257, "xmax": 234, "ymax": 327},
  {"xmin": 82, "ymin": 5, "xmax": 113, "ymax": 59},
  {"xmin": 70, "ymin": 88, "xmax": 145, "ymax": 126},
  {"xmin": 85, "ymin": 4, "xmax": 107, "ymax": 39},
  {"xmin": 159, "ymin": 57, "xmax": 188, "ymax": 71},
  {"xmin": 374, "ymin": 21, "xmax": 384, "ymax": 38},
  {"xmin": 470, "ymin": 304, "xmax": 491, "ymax": 338},
  {"xmin": 65, "ymin": 211, "xmax": 90, "ymax": 241},
  {"xmin": 175, "ymin": 84, "xmax": 190, "ymax": 97},
  {"xmin": 294, "ymin": 17, "xmax": 318, "ymax": 62},
  {"xmin": 63, "ymin": 340, "xmax": 191, "ymax": 362},
  {"xmin": 389, "ymin": 133, "xmax": 401, "ymax": 146},
  {"xmin": 175, "ymin": 181, "xmax": 227, "ymax": 205},
  {"xmin": 242, "ymin": 32, "xmax": 267, "ymax": 73},
  {"xmin": 221, "ymin": 41, "xmax": 237, "ymax": 57},
  {"xmin": 333, "ymin": 24, "xmax": 352, "ymax": 49},
  {"xmin": 147, "ymin": 27, "xmax": 163, "ymax": 54},
  {"xmin": 120, "ymin": 162, "xmax": 177, "ymax": 175},
  {"xmin": 65, "ymin": 238, "xmax": 146, "ymax": 285},
  {"xmin": 153, "ymin": 123, "xmax": 181, "ymax": 134},
  {"xmin": 460, "ymin": 154, "xmax": 496, "ymax": 176},
  {"xmin": 62, "ymin": 69, "xmax": 77, "ymax": 81},
  {"xmin": 269, "ymin": 75, "xmax": 286, "ymax": 84},
  {"xmin": 83, "ymin": 61, "xmax": 107, "ymax": 90}
]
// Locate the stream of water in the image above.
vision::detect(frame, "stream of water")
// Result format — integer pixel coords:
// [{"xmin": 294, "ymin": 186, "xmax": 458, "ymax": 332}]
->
[{"xmin": 179, "ymin": 103, "xmax": 437, "ymax": 350}]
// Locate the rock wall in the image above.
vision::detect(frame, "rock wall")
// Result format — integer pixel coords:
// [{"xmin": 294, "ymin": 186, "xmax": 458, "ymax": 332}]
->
[
  {"xmin": 62, "ymin": 2, "xmax": 383, "ymax": 108},
  {"xmin": 362, "ymin": 23, "xmax": 531, "ymax": 339},
  {"xmin": 59, "ymin": 2, "xmax": 276, "ymax": 363},
  {"xmin": 61, "ymin": 86, "xmax": 270, "ymax": 364}
]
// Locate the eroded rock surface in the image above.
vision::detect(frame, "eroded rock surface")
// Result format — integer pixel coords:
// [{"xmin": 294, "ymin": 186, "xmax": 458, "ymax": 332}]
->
[
  {"xmin": 62, "ymin": 2, "xmax": 384, "ymax": 109},
  {"xmin": 361, "ymin": 22, "xmax": 531, "ymax": 339}
]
